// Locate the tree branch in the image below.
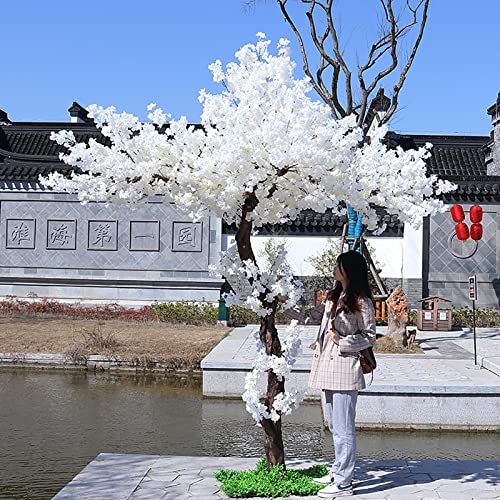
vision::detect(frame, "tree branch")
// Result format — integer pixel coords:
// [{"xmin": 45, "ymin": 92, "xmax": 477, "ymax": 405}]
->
[
  {"xmin": 324, "ymin": 0, "xmax": 354, "ymax": 114},
  {"xmin": 268, "ymin": 0, "xmax": 430, "ymax": 129},
  {"xmin": 277, "ymin": 0, "xmax": 338, "ymax": 117},
  {"xmin": 381, "ymin": 0, "xmax": 430, "ymax": 124}
]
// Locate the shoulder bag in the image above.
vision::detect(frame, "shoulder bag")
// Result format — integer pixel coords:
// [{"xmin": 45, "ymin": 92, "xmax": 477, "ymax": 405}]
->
[{"xmin": 359, "ymin": 346, "xmax": 377, "ymax": 374}]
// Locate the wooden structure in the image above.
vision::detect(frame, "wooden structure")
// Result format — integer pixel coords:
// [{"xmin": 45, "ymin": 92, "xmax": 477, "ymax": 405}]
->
[
  {"xmin": 312, "ymin": 222, "xmax": 389, "ymax": 322},
  {"xmin": 374, "ymin": 299, "xmax": 387, "ymax": 322},
  {"xmin": 339, "ymin": 223, "xmax": 389, "ymax": 297},
  {"xmin": 417, "ymin": 296, "xmax": 453, "ymax": 331}
]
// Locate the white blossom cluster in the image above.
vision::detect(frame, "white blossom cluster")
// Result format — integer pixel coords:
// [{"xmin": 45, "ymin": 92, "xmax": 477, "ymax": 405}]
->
[
  {"xmin": 209, "ymin": 242, "xmax": 303, "ymax": 317},
  {"xmin": 41, "ymin": 34, "xmax": 456, "ymax": 426},
  {"xmin": 348, "ymin": 126, "xmax": 457, "ymax": 230},
  {"xmin": 41, "ymin": 34, "xmax": 455, "ymax": 233},
  {"xmin": 242, "ymin": 320, "xmax": 306, "ymax": 424}
]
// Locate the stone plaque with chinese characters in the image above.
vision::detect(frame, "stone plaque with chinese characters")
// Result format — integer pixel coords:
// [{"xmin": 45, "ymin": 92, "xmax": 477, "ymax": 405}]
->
[
  {"xmin": 130, "ymin": 221, "xmax": 160, "ymax": 251},
  {"xmin": 172, "ymin": 222, "xmax": 202, "ymax": 252},
  {"xmin": 0, "ymin": 199, "xmax": 218, "ymax": 273},
  {"xmin": 88, "ymin": 221, "xmax": 118, "ymax": 251},
  {"xmin": 6, "ymin": 219, "xmax": 36, "ymax": 249},
  {"xmin": 46, "ymin": 220, "xmax": 77, "ymax": 250}
]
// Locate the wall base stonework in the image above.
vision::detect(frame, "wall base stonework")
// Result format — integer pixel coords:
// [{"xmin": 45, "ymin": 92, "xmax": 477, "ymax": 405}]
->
[
  {"xmin": 298, "ymin": 276, "xmax": 423, "ymax": 309},
  {"xmin": 0, "ymin": 277, "xmax": 224, "ymax": 305},
  {"xmin": 428, "ymin": 279, "xmax": 500, "ymax": 309}
]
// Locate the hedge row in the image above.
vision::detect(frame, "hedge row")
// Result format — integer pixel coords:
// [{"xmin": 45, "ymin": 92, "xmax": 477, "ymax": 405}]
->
[
  {"xmin": 1, "ymin": 296, "xmax": 498, "ymax": 327},
  {"xmin": 0, "ymin": 296, "xmax": 288, "ymax": 326}
]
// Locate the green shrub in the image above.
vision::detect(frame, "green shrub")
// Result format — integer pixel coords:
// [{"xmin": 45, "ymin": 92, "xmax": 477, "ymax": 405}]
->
[
  {"xmin": 408, "ymin": 308, "xmax": 417, "ymax": 326},
  {"xmin": 229, "ymin": 305, "xmax": 290, "ymax": 326},
  {"xmin": 228, "ymin": 305, "xmax": 260, "ymax": 325},
  {"xmin": 150, "ymin": 301, "xmax": 218, "ymax": 325},
  {"xmin": 214, "ymin": 455, "xmax": 328, "ymax": 498},
  {"xmin": 451, "ymin": 306, "xmax": 500, "ymax": 328}
]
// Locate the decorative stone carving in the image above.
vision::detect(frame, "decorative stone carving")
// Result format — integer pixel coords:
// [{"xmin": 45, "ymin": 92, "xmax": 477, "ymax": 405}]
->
[
  {"xmin": 88, "ymin": 220, "xmax": 118, "ymax": 251},
  {"xmin": 172, "ymin": 222, "xmax": 202, "ymax": 252},
  {"xmin": 386, "ymin": 286, "xmax": 409, "ymax": 346},
  {"xmin": 6, "ymin": 219, "xmax": 36, "ymax": 249},
  {"xmin": 129, "ymin": 221, "xmax": 160, "ymax": 252},
  {"xmin": 46, "ymin": 220, "xmax": 76, "ymax": 250}
]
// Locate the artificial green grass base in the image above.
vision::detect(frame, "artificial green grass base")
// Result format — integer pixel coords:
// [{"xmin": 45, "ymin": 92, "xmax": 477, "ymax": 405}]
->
[{"xmin": 214, "ymin": 455, "xmax": 328, "ymax": 498}]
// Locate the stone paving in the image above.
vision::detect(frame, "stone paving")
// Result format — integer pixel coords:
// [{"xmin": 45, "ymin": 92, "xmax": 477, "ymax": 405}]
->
[
  {"xmin": 202, "ymin": 325, "xmax": 500, "ymax": 389},
  {"xmin": 416, "ymin": 328, "xmax": 500, "ymax": 376},
  {"xmin": 53, "ymin": 327, "xmax": 500, "ymax": 498},
  {"xmin": 53, "ymin": 453, "xmax": 500, "ymax": 499}
]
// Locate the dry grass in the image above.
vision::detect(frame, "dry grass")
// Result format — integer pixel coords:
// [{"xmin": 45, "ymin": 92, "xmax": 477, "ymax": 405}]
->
[
  {"xmin": 308, "ymin": 335, "xmax": 424, "ymax": 354},
  {"xmin": 0, "ymin": 315, "xmax": 231, "ymax": 369},
  {"xmin": 374, "ymin": 335, "xmax": 424, "ymax": 354}
]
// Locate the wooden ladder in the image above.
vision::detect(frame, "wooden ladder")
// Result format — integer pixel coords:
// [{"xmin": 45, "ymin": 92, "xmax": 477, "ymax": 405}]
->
[{"xmin": 339, "ymin": 223, "xmax": 388, "ymax": 298}]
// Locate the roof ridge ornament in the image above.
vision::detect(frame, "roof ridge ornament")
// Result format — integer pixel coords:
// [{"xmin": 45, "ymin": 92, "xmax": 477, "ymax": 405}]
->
[
  {"xmin": 68, "ymin": 101, "xmax": 93, "ymax": 124},
  {"xmin": 0, "ymin": 108, "xmax": 12, "ymax": 125}
]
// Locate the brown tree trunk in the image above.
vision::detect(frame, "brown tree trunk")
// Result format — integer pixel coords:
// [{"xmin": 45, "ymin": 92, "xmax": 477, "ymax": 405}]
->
[
  {"xmin": 235, "ymin": 192, "xmax": 286, "ymax": 470},
  {"xmin": 259, "ymin": 313, "xmax": 286, "ymax": 470}
]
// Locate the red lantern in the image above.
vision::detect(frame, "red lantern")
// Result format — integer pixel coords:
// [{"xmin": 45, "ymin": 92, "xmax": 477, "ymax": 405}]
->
[
  {"xmin": 450, "ymin": 204, "xmax": 465, "ymax": 223},
  {"xmin": 455, "ymin": 222, "xmax": 469, "ymax": 241},
  {"xmin": 470, "ymin": 205, "xmax": 483, "ymax": 223},
  {"xmin": 470, "ymin": 223, "xmax": 483, "ymax": 241}
]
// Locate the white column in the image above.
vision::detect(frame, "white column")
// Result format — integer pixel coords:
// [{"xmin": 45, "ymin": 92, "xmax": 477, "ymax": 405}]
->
[{"xmin": 402, "ymin": 222, "xmax": 423, "ymax": 279}]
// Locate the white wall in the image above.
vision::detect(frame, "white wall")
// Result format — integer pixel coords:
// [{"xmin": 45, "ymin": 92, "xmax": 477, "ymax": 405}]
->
[
  {"xmin": 223, "ymin": 221, "xmax": 424, "ymax": 281},
  {"xmin": 224, "ymin": 234, "xmax": 405, "ymax": 278},
  {"xmin": 365, "ymin": 237, "xmax": 404, "ymax": 278},
  {"xmin": 402, "ymin": 223, "xmax": 423, "ymax": 279}
]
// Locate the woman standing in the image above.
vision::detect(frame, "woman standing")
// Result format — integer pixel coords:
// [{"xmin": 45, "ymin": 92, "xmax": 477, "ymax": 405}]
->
[{"xmin": 308, "ymin": 250, "xmax": 376, "ymax": 498}]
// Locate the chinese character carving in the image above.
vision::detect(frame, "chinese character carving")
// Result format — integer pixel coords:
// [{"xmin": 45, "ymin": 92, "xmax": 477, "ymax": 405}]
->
[
  {"xmin": 172, "ymin": 222, "xmax": 202, "ymax": 252},
  {"xmin": 11, "ymin": 222, "xmax": 31, "ymax": 245},
  {"xmin": 50, "ymin": 224, "xmax": 71, "ymax": 246},
  {"xmin": 46, "ymin": 220, "xmax": 76, "ymax": 250},
  {"xmin": 129, "ymin": 221, "xmax": 160, "ymax": 251},
  {"xmin": 178, "ymin": 226, "xmax": 197, "ymax": 248},
  {"xmin": 6, "ymin": 219, "xmax": 36, "ymax": 249},
  {"xmin": 88, "ymin": 221, "xmax": 117, "ymax": 251},
  {"xmin": 93, "ymin": 223, "xmax": 112, "ymax": 247}
]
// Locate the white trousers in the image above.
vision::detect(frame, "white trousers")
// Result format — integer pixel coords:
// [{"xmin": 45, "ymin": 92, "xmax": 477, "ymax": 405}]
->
[{"xmin": 323, "ymin": 389, "xmax": 358, "ymax": 486}]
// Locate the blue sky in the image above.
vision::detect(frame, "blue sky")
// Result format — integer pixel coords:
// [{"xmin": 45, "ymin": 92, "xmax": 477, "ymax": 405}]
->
[{"xmin": 2, "ymin": 0, "xmax": 498, "ymax": 135}]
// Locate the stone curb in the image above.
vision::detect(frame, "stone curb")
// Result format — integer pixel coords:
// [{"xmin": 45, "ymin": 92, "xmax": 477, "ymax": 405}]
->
[{"xmin": 0, "ymin": 352, "xmax": 202, "ymax": 374}]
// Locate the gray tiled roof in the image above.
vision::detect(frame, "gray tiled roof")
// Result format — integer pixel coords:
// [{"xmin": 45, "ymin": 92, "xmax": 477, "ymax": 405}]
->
[
  {"xmin": 0, "ymin": 123, "xmax": 106, "ymax": 157},
  {"xmin": 1, "ymin": 122, "xmax": 499, "ymax": 214},
  {"xmin": 0, "ymin": 123, "xmax": 105, "ymax": 181},
  {"xmin": 224, "ymin": 207, "xmax": 403, "ymax": 237},
  {"xmin": 387, "ymin": 132, "xmax": 489, "ymax": 177}
]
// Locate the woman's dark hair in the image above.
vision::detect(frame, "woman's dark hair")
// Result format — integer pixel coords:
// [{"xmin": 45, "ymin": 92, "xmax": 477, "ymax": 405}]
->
[{"xmin": 328, "ymin": 251, "xmax": 373, "ymax": 312}]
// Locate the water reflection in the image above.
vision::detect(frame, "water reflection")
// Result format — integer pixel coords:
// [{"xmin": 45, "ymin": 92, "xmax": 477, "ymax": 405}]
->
[{"xmin": 0, "ymin": 368, "xmax": 498, "ymax": 500}]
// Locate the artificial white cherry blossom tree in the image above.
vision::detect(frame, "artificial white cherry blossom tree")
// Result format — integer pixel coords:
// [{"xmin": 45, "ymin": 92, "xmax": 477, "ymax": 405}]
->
[{"xmin": 42, "ymin": 34, "xmax": 454, "ymax": 469}]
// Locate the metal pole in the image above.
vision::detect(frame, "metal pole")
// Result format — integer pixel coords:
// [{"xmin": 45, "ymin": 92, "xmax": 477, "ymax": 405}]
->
[{"xmin": 473, "ymin": 298, "xmax": 477, "ymax": 366}]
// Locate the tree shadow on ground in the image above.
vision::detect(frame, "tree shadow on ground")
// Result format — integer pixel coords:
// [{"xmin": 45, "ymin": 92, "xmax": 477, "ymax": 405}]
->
[{"xmin": 287, "ymin": 458, "xmax": 499, "ymax": 497}]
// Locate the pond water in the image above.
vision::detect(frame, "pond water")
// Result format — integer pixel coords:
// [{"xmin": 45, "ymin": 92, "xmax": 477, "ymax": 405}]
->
[{"xmin": 0, "ymin": 368, "xmax": 499, "ymax": 499}]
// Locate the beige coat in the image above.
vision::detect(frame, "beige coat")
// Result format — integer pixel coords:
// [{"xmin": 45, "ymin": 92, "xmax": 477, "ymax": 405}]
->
[{"xmin": 308, "ymin": 294, "xmax": 376, "ymax": 391}]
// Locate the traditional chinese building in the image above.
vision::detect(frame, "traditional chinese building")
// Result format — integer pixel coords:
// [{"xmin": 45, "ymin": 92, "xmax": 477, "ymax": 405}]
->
[{"xmin": 0, "ymin": 97, "xmax": 499, "ymax": 308}]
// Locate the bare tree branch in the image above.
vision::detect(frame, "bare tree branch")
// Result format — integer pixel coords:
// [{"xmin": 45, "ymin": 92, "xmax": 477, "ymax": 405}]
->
[
  {"xmin": 276, "ymin": 0, "xmax": 338, "ymax": 117},
  {"xmin": 269, "ymin": 0, "xmax": 430, "ymax": 130},
  {"xmin": 381, "ymin": 0, "xmax": 430, "ymax": 124},
  {"xmin": 324, "ymin": 0, "xmax": 354, "ymax": 114}
]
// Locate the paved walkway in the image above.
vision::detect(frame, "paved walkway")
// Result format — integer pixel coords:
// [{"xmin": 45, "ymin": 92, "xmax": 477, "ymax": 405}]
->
[
  {"xmin": 202, "ymin": 325, "xmax": 500, "ymax": 390},
  {"xmin": 53, "ymin": 454, "xmax": 500, "ymax": 499},
  {"xmin": 53, "ymin": 328, "xmax": 500, "ymax": 498}
]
